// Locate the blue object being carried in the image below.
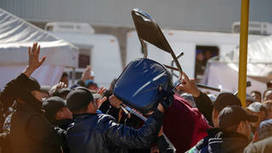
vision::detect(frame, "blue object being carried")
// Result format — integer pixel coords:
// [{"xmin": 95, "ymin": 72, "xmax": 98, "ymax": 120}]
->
[{"xmin": 113, "ymin": 58, "xmax": 173, "ymax": 113}]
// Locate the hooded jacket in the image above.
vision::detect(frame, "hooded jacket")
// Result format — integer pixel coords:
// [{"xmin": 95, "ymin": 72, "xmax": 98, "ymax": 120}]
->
[{"xmin": 164, "ymin": 95, "xmax": 210, "ymax": 153}]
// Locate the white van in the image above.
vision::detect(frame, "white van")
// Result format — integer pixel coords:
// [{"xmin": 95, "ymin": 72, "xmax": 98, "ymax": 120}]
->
[
  {"xmin": 126, "ymin": 30, "xmax": 266, "ymax": 82},
  {"xmin": 45, "ymin": 22, "xmax": 122, "ymax": 88}
]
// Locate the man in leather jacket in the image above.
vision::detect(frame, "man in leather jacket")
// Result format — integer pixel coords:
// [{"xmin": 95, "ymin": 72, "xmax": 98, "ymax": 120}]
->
[{"xmin": 66, "ymin": 86, "xmax": 172, "ymax": 153}]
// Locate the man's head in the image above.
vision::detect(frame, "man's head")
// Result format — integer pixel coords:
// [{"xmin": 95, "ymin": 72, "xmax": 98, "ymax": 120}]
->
[
  {"xmin": 258, "ymin": 119, "xmax": 272, "ymax": 140},
  {"xmin": 219, "ymin": 106, "xmax": 258, "ymax": 138},
  {"xmin": 43, "ymin": 96, "xmax": 72, "ymax": 122},
  {"xmin": 262, "ymin": 100, "xmax": 272, "ymax": 119},
  {"xmin": 266, "ymin": 80, "xmax": 272, "ymax": 89},
  {"xmin": 246, "ymin": 94, "xmax": 256, "ymax": 106},
  {"xmin": 67, "ymin": 87, "xmax": 100, "ymax": 114},
  {"xmin": 85, "ymin": 80, "xmax": 98, "ymax": 92},
  {"xmin": 40, "ymin": 86, "xmax": 51, "ymax": 99},
  {"xmin": 246, "ymin": 102, "xmax": 266, "ymax": 133},
  {"xmin": 250, "ymin": 90, "xmax": 262, "ymax": 103},
  {"xmin": 263, "ymin": 89, "xmax": 272, "ymax": 101},
  {"xmin": 212, "ymin": 92, "xmax": 241, "ymax": 127},
  {"xmin": 23, "ymin": 77, "xmax": 46, "ymax": 102},
  {"xmin": 52, "ymin": 88, "xmax": 71, "ymax": 99},
  {"xmin": 60, "ymin": 72, "xmax": 69, "ymax": 87}
]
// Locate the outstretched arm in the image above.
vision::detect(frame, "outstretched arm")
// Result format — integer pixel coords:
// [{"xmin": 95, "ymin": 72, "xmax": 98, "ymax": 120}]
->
[
  {"xmin": 104, "ymin": 95, "xmax": 167, "ymax": 149},
  {"xmin": 176, "ymin": 72, "xmax": 213, "ymax": 126},
  {"xmin": 104, "ymin": 109, "xmax": 164, "ymax": 149},
  {"xmin": 0, "ymin": 43, "xmax": 46, "ymax": 120},
  {"xmin": 23, "ymin": 42, "xmax": 46, "ymax": 78}
]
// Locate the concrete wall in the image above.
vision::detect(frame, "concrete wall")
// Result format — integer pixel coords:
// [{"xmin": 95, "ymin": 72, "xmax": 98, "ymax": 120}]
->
[{"xmin": 1, "ymin": 0, "xmax": 272, "ymax": 32}]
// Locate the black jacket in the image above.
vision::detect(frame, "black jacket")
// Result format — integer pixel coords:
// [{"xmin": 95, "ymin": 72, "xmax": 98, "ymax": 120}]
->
[
  {"xmin": 186, "ymin": 128, "xmax": 222, "ymax": 153},
  {"xmin": 100, "ymin": 101, "xmax": 174, "ymax": 153},
  {"xmin": 244, "ymin": 136, "xmax": 272, "ymax": 153},
  {"xmin": 52, "ymin": 119, "xmax": 74, "ymax": 153},
  {"xmin": 10, "ymin": 103, "xmax": 64, "ymax": 153},
  {"xmin": 187, "ymin": 129, "xmax": 249, "ymax": 153},
  {"xmin": 2, "ymin": 74, "xmax": 65, "ymax": 153},
  {"xmin": 207, "ymin": 131, "xmax": 249, "ymax": 153},
  {"xmin": 67, "ymin": 111, "xmax": 164, "ymax": 153},
  {"xmin": 194, "ymin": 92, "xmax": 214, "ymax": 126},
  {"xmin": 218, "ymin": 131, "xmax": 250, "ymax": 153}
]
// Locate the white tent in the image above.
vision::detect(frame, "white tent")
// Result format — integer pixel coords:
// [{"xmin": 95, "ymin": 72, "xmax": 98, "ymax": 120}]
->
[
  {"xmin": 0, "ymin": 8, "xmax": 78, "ymax": 89},
  {"xmin": 203, "ymin": 35, "xmax": 272, "ymax": 94}
]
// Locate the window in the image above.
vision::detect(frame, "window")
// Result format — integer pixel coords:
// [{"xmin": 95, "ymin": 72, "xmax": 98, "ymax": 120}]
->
[
  {"xmin": 46, "ymin": 25, "xmax": 53, "ymax": 31},
  {"xmin": 78, "ymin": 48, "xmax": 91, "ymax": 68},
  {"xmin": 195, "ymin": 45, "xmax": 219, "ymax": 81}
]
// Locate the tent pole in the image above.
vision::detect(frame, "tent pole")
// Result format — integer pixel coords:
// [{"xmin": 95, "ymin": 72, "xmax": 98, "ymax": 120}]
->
[{"xmin": 238, "ymin": 0, "xmax": 250, "ymax": 107}]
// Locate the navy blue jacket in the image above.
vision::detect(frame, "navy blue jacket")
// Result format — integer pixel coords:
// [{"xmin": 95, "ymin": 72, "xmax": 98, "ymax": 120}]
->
[{"xmin": 66, "ymin": 111, "xmax": 163, "ymax": 153}]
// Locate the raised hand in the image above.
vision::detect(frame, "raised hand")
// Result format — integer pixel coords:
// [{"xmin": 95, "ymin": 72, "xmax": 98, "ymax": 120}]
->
[
  {"xmin": 96, "ymin": 87, "xmax": 107, "ymax": 108},
  {"xmin": 81, "ymin": 66, "xmax": 93, "ymax": 81},
  {"xmin": 97, "ymin": 87, "xmax": 107, "ymax": 96},
  {"xmin": 49, "ymin": 82, "xmax": 67, "ymax": 95},
  {"xmin": 176, "ymin": 72, "xmax": 200, "ymax": 97},
  {"xmin": 97, "ymin": 96, "xmax": 107, "ymax": 109},
  {"xmin": 23, "ymin": 42, "xmax": 46, "ymax": 77}
]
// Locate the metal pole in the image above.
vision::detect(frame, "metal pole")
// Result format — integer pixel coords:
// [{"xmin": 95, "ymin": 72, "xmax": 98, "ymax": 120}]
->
[
  {"xmin": 140, "ymin": 39, "xmax": 148, "ymax": 58},
  {"xmin": 238, "ymin": 0, "xmax": 250, "ymax": 107}
]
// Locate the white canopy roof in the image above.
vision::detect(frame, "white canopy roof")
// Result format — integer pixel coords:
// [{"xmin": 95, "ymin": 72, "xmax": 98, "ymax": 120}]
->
[
  {"xmin": 0, "ymin": 8, "xmax": 78, "ymax": 67},
  {"xmin": 203, "ymin": 35, "xmax": 272, "ymax": 93},
  {"xmin": 221, "ymin": 35, "xmax": 272, "ymax": 77},
  {"xmin": 0, "ymin": 8, "xmax": 79, "ymax": 89}
]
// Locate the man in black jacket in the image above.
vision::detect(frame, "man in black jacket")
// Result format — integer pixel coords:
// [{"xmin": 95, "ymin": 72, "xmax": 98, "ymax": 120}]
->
[
  {"xmin": 43, "ymin": 96, "xmax": 73, "ymax": 129},
  {"xmin": 213, "ymin": 105, "xmax": 257, "ymax": 153},
  {"xmin": 66, "ymin": 86, "xmax": 171, "ymax": 153},
  {"xmin": 43, "ymin": 96, "xmax": 74, "ymax": 153},
  {"xmin": 0, "ymin": 43, "xmax": 65, "ymax": 153},
  {"xmin": 189, "ymin": 106, "xmax": 257, "ymax": 153}
]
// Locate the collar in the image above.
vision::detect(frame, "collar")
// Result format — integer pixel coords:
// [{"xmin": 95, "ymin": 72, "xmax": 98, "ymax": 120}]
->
[
  {"xmin": 53, "ymin": 119, "xmax": 73, "ymax": 128},
  {"xmin": 207, "ymin": 128, "xmax": 222, "ymax": 136},
  {"xmin": 218, "ymin": 130, "xmax": 249, "ymax": 141}
]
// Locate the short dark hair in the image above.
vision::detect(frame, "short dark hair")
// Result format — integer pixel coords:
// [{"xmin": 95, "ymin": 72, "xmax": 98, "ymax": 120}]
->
[
  {"xmin": 213, "ymin": 93, "xmax": 241, "ymax": 112},
  {"xmin": 43, "ymin": 96, "xmax": 66, "ymax": 122},
  {"xmin": 67, "ymin": 87, "xmax": 94, "ymax": 113},
  {"xmin": 250, "ymin": 90, "xmax": 261, "ymax": 97},
  {"xmin": 62, "ymin": 72, "xmax": 68, "ymax": 78},
  {"xmin": 219, "ymin": 106, "xmax": 258, "ymax": 130}
]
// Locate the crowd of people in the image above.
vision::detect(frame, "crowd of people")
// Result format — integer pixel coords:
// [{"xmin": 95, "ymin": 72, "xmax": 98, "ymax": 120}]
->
[{"xmin": 1, "ymin": 42, "xmax": 272, "ymax": 153}]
